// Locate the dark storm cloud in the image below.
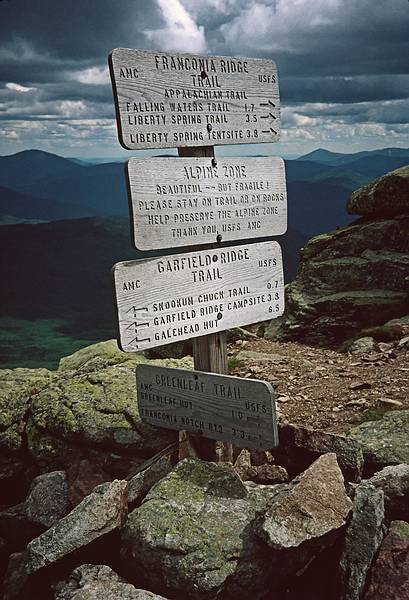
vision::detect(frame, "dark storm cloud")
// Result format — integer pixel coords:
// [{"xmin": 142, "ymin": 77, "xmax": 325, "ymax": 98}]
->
[
  {"xmin": 0, "ymin": 0, "xmax": 161, "ymax": 68},
  {"xmin": 0, "ymin": 0, "xmax": 408, "ymax": 155}
]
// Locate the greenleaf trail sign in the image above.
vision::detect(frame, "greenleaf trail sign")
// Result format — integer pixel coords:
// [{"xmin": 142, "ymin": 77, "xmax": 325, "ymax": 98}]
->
[{"xmin": 137, "ymin": 364, "xmax": 278, "ymax": 449}]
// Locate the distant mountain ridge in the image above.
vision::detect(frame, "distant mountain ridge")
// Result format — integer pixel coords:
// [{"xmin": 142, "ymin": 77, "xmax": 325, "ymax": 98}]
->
[{"xmin": 1, "ymin": 146, "xmax": 407, "ymax": 237}]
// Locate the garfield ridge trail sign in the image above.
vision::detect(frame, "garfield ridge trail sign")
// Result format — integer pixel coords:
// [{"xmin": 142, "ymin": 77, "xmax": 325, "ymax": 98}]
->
[
  {"xmin": 109, "ymin": 48, "xmax": 280, "ymax": 149},
  {"xmin": 137, "ymin": 364, "xmax": 278, "ymax": 449},
  {"xmin": 127, "ymin": 156, "xmax": 287, "ymax": 250},
  {"xmin": 113, "ymin": 241, "xmax": 284, "ymax": 352}
]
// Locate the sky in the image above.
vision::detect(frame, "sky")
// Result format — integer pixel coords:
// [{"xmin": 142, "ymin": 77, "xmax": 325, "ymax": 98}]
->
[{"xmin": 0, "ymin": 0, "xmax": 408, "ymax": 159}]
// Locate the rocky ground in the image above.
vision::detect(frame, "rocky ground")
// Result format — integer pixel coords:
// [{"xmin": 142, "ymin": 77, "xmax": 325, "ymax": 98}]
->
[
  {"xmin": 0, "ymin": 165, "xmax": 408, "ymax": 598},
  {"xmin": 228, "ymin": 335, "xmax": 409, "ymax": 434}
]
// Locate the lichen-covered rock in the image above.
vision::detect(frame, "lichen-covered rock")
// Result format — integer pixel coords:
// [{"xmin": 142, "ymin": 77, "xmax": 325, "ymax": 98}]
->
[
  {"xmin": 258, "ymin": 454, "xmax": 351, "ymax": 549},
  {"xmin": 54, "ymin": 564, "xmax": 169, "ymax": 600},
  {"xmin": 271, "ymin": 211, "xmax": 409, "ymax": 345},
  {"xmin": 337, "ymin": 483, "xmax": 384, "ymax": 600},
  {"xmin": 121, "ymin": 458, "xmax": 279, "ymax": 600},
  {"xmin": 272, "ymin": 422, "xmax": 364, "ymax": 482},
  {"xmin": 0, "ymin": 368, "xmax": 54, "ymax": 484},
  {"xmin": 58, "ymin": 339, "xmax": 143, "ymax": 372},
  {"xmin": 348, "ymin": 165, "xmax": 409, "ymax": 217},
  {"xmin": 364, "ymin": 520, "xmax": 409, "ymax": 600},
  {"xmin": 26, "ymin": 360, "xmax": 186, "ymax": 473},
  {"xmin": 349, "ymin": 410, "xmax": 409, "ymax": 475},
  {"xmin": 365, "ymin": 464, "xmax": 409, "ymax": 522}
]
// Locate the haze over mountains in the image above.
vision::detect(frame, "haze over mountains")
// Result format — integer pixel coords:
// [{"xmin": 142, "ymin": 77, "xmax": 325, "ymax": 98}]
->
[{"xmin": 0, "ymin": 147, "xmax": 408, "ymax": 368}]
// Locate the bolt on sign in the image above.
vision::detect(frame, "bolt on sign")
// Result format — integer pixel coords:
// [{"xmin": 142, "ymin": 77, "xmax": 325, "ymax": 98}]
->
[
  {"xmin": 113, "ymin": 240, "xmax": 284, "ymax": 352},
  {"xmin": 126, "ymin": 156, "xmax": 287, "ymax": 250},
  {"xmin": 137, "ymin": 364, "xmax": 278, "ymax": 450},
  {"xmin": 109, "ymin": 48, "xmax": 280, "ymax": 150}
]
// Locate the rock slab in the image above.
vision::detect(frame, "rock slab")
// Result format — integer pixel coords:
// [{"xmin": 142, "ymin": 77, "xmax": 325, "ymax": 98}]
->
[
  {"xmin": 259, "ymin": 453, "xmax": 351, "ymax": 549},
  {"xmin": 337, "ymin": 483, "xmax": 384, "ymax": 600}
]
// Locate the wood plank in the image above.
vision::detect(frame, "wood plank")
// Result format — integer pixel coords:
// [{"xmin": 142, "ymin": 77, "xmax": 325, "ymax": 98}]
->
[
  {"xmin": 113, "ymin": 240, "xmax": 284, "ymax": 352},
  {"xmin": 126, "ymin": 156, "xmax": 287, "ymax": 250},
  {"xmin": 176, "ymin": 145, "xmax": 230, "ymax": 462},
  {"xmin": 109, "ymin": 48, "xmax": 280, "ymax": 150},
  {"xmin": 137, "ymin": 365, "xmax": 278, "ymax": 450}
]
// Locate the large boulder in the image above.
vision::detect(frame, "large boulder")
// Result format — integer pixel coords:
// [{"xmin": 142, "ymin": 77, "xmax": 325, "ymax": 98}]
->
[
  {"xmin": 26, "ymin": 364, "xmax": 177, "ymax": 475},
  {"xmin": 121, "ymin": 458, "xmax": 279, "ymax": 600},
  {"xmin": 25, "ymin": 342, "xmax": 193, "ymax": 476},
  {"xmin": 349, "ymin": 410, "xmax": 409, "ymax": 475},
  {"xmin": 270, "ymin": 167, "xmax": 409, "ymax": 345},
  {"xmin": 348, "ymin": 165, "xmax": 409, "ymax": 217}
]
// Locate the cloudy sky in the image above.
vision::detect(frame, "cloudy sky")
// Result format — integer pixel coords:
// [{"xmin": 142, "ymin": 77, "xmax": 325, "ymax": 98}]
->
[{"xmin": 0, "ymin": 0, "xmax": 408, "ymax": 158}]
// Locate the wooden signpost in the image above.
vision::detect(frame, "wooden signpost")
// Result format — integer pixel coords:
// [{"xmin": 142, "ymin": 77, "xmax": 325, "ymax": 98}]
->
[
  {"xmin": 113, "ymin": 241, "xmax": 284, "ymax": 352},
  {"xmin": 109, "ymin": 48, "xmax": 280, "ymax": 150},
  {"xmin": 126, "ymin": 156, "xmax": 287, "ymax": 250},
  {"xmin": 137, "ymin": 365, "xmax": 278, "ymax": 449},
  {"xmin": 109, "ymin": 47, "xmax": 285, "ymax": 460}
]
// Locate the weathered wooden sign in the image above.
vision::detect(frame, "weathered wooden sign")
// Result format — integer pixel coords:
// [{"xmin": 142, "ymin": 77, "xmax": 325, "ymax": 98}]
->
[
  {"xmin": 127, "ymin": 156, "xmax": 287, "ymax": 250},
  {"xmin": 113, "ymin": 241, "xmax": 284, "ymax": 352},
  {"xmin": 109, "ymin": 48, "xmax": 280, "ymax": 150},
  {"xmin": 137, "ymin": 364, "xmax": 278, "ymax": 449}
]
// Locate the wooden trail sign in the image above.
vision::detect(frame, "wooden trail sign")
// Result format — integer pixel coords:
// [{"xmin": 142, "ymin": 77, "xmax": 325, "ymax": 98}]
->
[
  {"xmin": 127, "ymin": 156, "xmax": 287, "ymax": 250},
  {"xmin": 113, "ymin": 240, "xmax": 284, "ymax": 353},
  {"xmin": 137, "ymin": 364, "xmax": 278, "ymax": 450},
  {"xmin": 109, "ymin": 48, "xmax": 280, "ymax": 150}
]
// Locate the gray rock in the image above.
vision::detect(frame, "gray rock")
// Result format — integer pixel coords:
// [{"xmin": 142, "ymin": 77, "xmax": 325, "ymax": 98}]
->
[
  {"xmin": 349, "ymin": 337, "xmax": 377, "ymax": 355},
  {"xmin": 0, "ymin": 470, "xmax": 70, "ymax": 550},
  {"xmin": 227, "ymin": 327, "xmax": 259, "ymax": 342},
  {"xmin": 121, "ymin": 458, "xmax": 279, "ymax": 600},
  {"xmin": 398, "ymin": 335, "xmax": 409, "ymax": 349},
  {"xmin": 273, "ymin": 208, "xmax": 409, "ymax": 346},
  {"xmin": 127, "ymin": 456, "xmax": 173, "ymax": 504},
  {"xmin": 337, "ymin": 483, "xmax": 384, "ymax": 600},
  {"xmin": 258, "ymin": 453, "xmax": 352, "ymax": 549},
  {"xmin": 26, "ymin": 479, "xmax": 127, "ymax": 573},
  {"xmin": 347, "ymin": 164, "xmax": 409, "ymax": 218},
  {"xmin": 54, "ymin": 564, "xmax": 168, "ymax": 599},
  {"xmin": 25, "ymin": 470, "xmax": 70, "ymax": 528},
  {"xmin": 349, "ymin": 410, "xmax": 409, "ymax": 474},
  {"xmin": 365, "ymin": 464, "xmax": 409, "ymax": 522},
  {"xmin": 272, "ymin": 422, "xmax": 364, "ymax": 482}
]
